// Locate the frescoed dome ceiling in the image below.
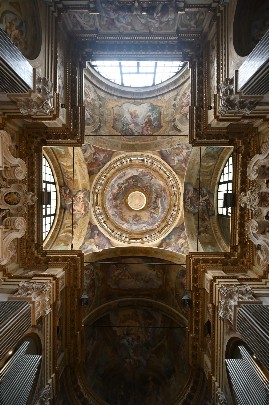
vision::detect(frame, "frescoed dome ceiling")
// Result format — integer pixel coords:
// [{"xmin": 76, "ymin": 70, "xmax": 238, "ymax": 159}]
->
[
  {"xmin": 92, "ymin": 153, "xmax": 183, "ymax": 244},
  {"xmin": 45, "ymin": 143, "xmax": 231, "ymax": 256}
]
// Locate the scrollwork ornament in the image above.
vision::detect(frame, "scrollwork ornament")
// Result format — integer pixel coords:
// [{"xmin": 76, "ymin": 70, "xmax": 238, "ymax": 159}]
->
[
  {"xmin": 11, "ymin": 76, "xmax": 54, "ymax": 116},
  {"xmin": 218, "ymin": 284, "xmax": 256, "ymax": 323},
  {"xmin": 239, "ymin": 184, "xmax": 261, "ymax": 216},
  {"xmin": 218, "ymin": 77, "xmax": 258, "ymax": 116},
  {"xmin": 15, "ymin": 281, "xmax": 52, "ymax": 318}
]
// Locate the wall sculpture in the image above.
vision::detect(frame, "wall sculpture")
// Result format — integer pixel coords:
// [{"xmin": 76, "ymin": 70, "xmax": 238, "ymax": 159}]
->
[{"xmin": 0, "ymin": 183, "xmax": 37, "ymax": 214}]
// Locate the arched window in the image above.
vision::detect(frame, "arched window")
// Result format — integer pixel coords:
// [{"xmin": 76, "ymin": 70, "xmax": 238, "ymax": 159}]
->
[
  {"xmin": 42, "ymin": 155, "xmax": 57, "ymax": 241},
  {"xmin": 217, "ymin": 155, "xmax": 233, "ymax": 216},
  {"xmin": 89, "ymin": 60, "xmax": 186, "ymax": 87}
]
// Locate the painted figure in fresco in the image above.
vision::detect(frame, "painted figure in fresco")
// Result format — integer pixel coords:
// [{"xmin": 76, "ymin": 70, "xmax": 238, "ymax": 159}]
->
[
  {"xmin": 1, "ymin": 11, "xmax": 26, "ymax": 51},
  {"xmin": 160, "ymin": 144, "xmax": 192, "ymax": 174},
  {"xmin": 158, "ymin": 226, "xmax": 189, "ymax": 254},
  {"xmin": 107, "ymin": 259, "xmax": 162, "ymax": 289},
  {"xmin": 96, "ymin": 0, "xmax": 178, "ymax": 32},
  {"xmin": 81, "ymin": 144, "xmax": 113, "ymax": 175},
  {"xmin": 113, "ymin": 103, "xmax": 161, "ymax": 137},
  {"xmin": 60, "ymin": 187, "xmax": 90, "ymax": 218},
  {"xmin": 184, "ymin": 183, "xmax": 215, "ymax": 216},
  {"xmin": 80, "ymin": 225, "xmax": 112, "ymax": 253}
]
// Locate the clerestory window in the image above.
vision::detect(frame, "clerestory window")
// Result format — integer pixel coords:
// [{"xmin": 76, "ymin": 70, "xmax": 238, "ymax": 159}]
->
[
  {"xmin": 89, "ymin": 60, "xmax": 186, "ymax": 87},
  {"xmin": 217, "ymin": 155, "xmax": 233, "ymax": 216},
  {"xmin": 42, "ymin": 155, "xmax": 57, "ymax": 240}
]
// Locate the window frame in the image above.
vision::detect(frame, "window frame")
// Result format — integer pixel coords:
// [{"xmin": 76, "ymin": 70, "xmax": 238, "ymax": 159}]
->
[
  {"xmin": 217, "ymin": 155, "xmax": 233, "ymax": 217},
  {"xmin": 42, "ymin": 155, "xmax": 57, "ymax": 241}
]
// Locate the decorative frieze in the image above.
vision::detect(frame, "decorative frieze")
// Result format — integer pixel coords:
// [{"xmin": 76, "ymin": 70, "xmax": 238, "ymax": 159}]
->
[
  {"xmin": 218, "ymin": 77, "xmax": 259, "ymax": 116},
  {"xmin": 218, "ymin": 284, "xmax": 258, "ymax": 324}
]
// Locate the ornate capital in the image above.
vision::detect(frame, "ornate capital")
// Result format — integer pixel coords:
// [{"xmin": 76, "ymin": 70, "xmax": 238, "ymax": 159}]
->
[
  {"xmin": 8, "ymin": 76, "xmax": 55, "ymax": 117},
  {"xmin": 218, "ymin": 284, "xmax": 256, "ymax": 323},
  {"xmin": 218, "ymin": 77, "xmax": 259, "ymax": 116},
  {"xmin": 240, "ymin": 182, "xmax": 269, "ymax": 218},
  {"xmin": 14, "ymin": 280, "xmax": 53, "ymax": 321}
]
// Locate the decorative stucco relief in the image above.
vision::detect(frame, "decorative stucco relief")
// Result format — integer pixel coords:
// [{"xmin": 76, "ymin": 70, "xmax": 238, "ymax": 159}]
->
[{"xmin": 218, "ymin": 284, "xmax": 257, "ymax": 324}]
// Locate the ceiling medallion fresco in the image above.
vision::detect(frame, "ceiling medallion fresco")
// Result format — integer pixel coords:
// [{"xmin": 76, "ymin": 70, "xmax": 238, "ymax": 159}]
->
[{"xmin": 92, "ymin": 154, "xmax": 182, "ymax": 244}]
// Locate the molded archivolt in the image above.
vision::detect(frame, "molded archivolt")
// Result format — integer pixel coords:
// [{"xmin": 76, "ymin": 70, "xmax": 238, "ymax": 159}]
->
[
  {"xmin": 184, "ymin": 146, "xmax": 232, "ymax": 253},
  {"xmin": 43, "ymin": 146, "xmax": 91, "ymax": 250}
]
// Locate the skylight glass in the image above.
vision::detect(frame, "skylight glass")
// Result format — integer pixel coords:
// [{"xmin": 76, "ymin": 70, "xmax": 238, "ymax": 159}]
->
[{"xmin": 89, "ymin": 60, "xmax": 186, "ymax": 87}]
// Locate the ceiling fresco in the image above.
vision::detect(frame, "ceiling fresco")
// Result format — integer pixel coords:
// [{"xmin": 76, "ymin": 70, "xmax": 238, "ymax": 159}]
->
[
  {"xmin": 84, "ymin": 257, "xmax": 187, "ymax": 309},
  {"xmin": 81, "ymin": 256, "xmax": 190, "ymax": 404},
  {"xmin": 62, "ymin": 0, "xmax": 213, "ymax": 36},
  {"xmin": 84, "ymin": 66, "xmax": 191, "ymax": 138},
  {"xmin": 91, "ymin": 154, "xmax": 183, "ymax": 244},
  {"xmin": 83, "ymin": 308, "xmax": 190, "ymax": 405},
  {"xmin": 47, "ymin": 143, "xmax": 190, "ymax": 253},
  {"xmin": 46, "ymin": 143, "xmax": 229, "ymax": 256}
]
